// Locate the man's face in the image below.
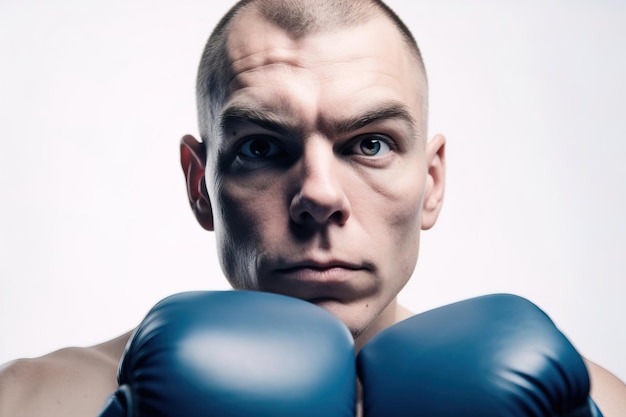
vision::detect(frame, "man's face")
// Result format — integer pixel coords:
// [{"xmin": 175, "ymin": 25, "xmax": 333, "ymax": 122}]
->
[{"xmin": 192, "ymin": 10, "xmax": 444, "ymax": 338}]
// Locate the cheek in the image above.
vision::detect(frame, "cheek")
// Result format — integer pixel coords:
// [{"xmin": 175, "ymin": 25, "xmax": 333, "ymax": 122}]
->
[
  {"xmin": 386, "ymin": 190, "xmax": 423, "ymax": 269},
  {"xmin": 214, "ymin": 172, "xmax": 281, "ymax": 236},
  {"xmin": 359, "ymin": 164, "xmax": 426, "ymax": 276},
  {"xmin": 211, "ymin": 177, "xmax": 286, "ymax": 287},
  {"xmin": 380, "ymin": 196, "xmax": 423, "ymax": 295}
]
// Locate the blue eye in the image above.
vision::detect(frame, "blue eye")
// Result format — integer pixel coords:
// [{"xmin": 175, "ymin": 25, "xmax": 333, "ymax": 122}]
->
[
  {"xmin": 238, "ymin": 136, "xmax": 282, "ymax": 159},
  {"xmin": 351, "ymin": 136, "xmax": 391, "ymax": 157}
]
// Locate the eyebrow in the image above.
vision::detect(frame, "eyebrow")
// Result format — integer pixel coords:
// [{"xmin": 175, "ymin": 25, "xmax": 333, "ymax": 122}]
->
[
  {"xmin": 330, "ymin": 102, "xmax": 419, "ymax": 138},
  {"xmin": 218, "ymin": 101, "xmax": 419, "ymax": 139},
  {"xmin": 219, "ymin": 105, "xmax": 303, "ymax": 139}
]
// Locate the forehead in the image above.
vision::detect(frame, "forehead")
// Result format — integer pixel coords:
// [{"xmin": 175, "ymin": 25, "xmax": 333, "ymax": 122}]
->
[{"xmin": 220, "ymin": 7, "xmax": 425, "ymax": 131}]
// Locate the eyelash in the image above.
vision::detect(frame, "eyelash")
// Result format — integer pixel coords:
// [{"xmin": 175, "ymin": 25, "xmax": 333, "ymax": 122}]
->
[
  {"xmin": 345, "ymin": 134, "xmax": 396, "ymax": 157},
  {"xmin": 237, "ymin": 135, "xmax": 284, "ymax": 160},
  {"xmin": 233, "ymin": 133, "xmax": 396, "ymax": 163}
]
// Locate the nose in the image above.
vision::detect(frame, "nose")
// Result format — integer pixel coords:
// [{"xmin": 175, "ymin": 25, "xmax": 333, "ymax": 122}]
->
[{"xmin": 289, "ymin": 139, "xmax": 351, "ymax": 226}]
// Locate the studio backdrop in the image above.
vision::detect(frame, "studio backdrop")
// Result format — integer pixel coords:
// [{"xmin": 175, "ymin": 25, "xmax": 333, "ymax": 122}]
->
[{"xmin": 1, "ymin": 0, "xmax": 625, "ymax": 380}]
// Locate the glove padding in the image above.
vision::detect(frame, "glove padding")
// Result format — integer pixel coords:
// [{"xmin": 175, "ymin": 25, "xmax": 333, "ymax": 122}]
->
[
  {"xmin": 98, "ymin": 291, "xmax": 356, "ymax": 417},
  {"xmin": 357, "ymin": 294, "xmax": 603, "ymax": 417}
]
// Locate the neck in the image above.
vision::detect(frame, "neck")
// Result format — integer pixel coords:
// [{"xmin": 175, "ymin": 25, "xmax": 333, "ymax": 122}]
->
[
  {"xmin": 354, "ymin": 298, "xmax": 413, "ymax": 352},
  {"xmin": 353, "ymin": 300, "xmax": 413, "ymax": 417}
]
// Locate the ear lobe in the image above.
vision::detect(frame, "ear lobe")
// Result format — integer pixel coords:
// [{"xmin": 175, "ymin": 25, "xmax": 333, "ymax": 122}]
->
[
  {"xmin": 421, "ymin": 134, "xmax": 446, "ymax": 230},
  {"xmin": 180, "ymin": 134, "xmax": 214, "ymax": 231}
]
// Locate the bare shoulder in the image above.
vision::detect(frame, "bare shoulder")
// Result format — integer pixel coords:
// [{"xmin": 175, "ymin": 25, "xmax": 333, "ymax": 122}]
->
[
  {"xmin": 586, "ymin": 359, "xmax": 626, "ymax": 417},
  {"xmin": 0, "ymin": 331, "xmax": 132, "ymax": 417}
]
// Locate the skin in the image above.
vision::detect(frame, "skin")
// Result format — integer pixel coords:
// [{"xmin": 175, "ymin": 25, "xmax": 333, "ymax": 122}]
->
[
  {"xmin": 182, "ymin": 10, "xmax": 444, "ymax": 350},
  {"xmin": 1, "ymin": 8, "xmax": 625, "ymax": 417},
  {"xmin": 0, "ymin": 332, "xmax": 131, "ymax": 417}
]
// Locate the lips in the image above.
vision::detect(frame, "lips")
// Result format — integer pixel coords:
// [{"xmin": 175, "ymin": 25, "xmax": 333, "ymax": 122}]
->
[
  {"xmin": 276, "ymin": 260, "xmax": 364, "ymax": 280},
  {"xmin": 265, "ymin": 259, "xmax": 372, "ymax": 302}
]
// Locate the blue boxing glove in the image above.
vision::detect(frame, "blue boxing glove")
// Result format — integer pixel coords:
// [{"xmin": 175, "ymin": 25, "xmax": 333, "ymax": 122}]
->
[
  {"xmin": 98, "ymin": 291, "xmax": 355, "ymax": 417},
  {"xmin": 357, "ymin": 294, "xmax": 603, "ymax": 417}
]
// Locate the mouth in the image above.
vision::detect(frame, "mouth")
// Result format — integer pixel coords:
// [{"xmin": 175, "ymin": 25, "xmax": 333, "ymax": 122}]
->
[
  {"xmin": 274, "ymin": 261, "xmax": 365, "ymax": 282},
  {"xmin": 266, "ymin": 259, "xmax": 372, "ymax": 302}
]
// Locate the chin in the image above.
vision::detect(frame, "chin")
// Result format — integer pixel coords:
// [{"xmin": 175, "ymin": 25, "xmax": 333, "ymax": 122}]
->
[{"xmin": 310, "ymin": 299, "xmax": 375, "ymax": 341}]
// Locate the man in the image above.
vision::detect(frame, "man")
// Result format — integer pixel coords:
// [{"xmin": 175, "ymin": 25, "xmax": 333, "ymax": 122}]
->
[{"xmin": 1, "ymin": 0, "xmax": 625, "ymax": 416}]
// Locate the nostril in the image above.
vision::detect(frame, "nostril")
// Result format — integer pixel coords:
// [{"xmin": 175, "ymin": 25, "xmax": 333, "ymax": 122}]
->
[
  {"xmin": 298, "ymin": 211, "xmax": 312, "ymax": 222},
  {"xmin": 330, "ymin": 210, "xmax": 345, "ymax": 224},
  {"xmin": 292, "ymin": 204, "xmax": 346, "ymax": 226},
  {"xmin": 289, "ymin": 183, "xmax": 351, "ymax": 226}
]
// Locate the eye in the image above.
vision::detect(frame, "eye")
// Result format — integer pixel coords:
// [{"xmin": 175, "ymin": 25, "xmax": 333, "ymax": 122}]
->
[
  {"xmin": 348, "ymin": 135, "xmax": 392, "ymax": 157},
  {"xmin": 238, "ymin": 135, "xmax": 283, "ymax": 159}
]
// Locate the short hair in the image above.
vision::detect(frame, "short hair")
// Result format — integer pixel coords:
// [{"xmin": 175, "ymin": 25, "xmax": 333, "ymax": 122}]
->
[{"xmin": 196, "ymin": 0, "xmax": 426, "ymax": 142}]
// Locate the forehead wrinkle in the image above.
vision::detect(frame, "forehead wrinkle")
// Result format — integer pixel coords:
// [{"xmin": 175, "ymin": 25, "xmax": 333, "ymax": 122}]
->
[
  {"xmin": 227, "ymin": 11, "xmax": 309, "ymax": 80},
  {"xmin": 218, "ymin": 15, "xmax": 425, "ymax": 146},
  {"xmin": 230, "ymin": 48, "xmax": 308, "ymax": 81}
]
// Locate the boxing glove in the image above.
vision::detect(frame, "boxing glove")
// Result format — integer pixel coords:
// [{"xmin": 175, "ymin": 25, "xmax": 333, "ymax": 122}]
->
[
  {"xmin": 98, "ymin": 291, "xmax": 356, "ymax": 417},
  {"xmin": 357, "ymin": 294, "xmax": 603, "ymax": 417}
]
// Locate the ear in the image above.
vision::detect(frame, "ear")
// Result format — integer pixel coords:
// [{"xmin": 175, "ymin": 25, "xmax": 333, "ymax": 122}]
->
[
  {"xmin": 421, "ymin": 134, "xmax": 446, "ymax": 230},
  {"xmin": 180, "ymin": 134, "xmax": 214, "ymax": 231}
]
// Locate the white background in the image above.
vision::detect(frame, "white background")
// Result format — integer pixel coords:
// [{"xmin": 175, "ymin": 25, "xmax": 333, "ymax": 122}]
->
[{"xmin": 1, "ymin": 1, "xmax": 625, "ymax": 381}]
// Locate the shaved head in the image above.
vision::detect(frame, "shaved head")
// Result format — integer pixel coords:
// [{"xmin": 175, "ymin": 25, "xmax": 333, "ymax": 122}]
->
[{"xmin": 196, "ymin": 0, "xmax": 427, "ymax": 141}]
